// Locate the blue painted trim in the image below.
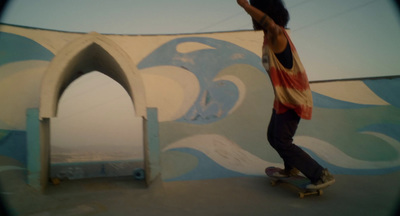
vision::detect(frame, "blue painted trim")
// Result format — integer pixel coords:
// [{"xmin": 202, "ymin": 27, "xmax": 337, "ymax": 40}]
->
[
  {"xmin": 147, "ymin": 108, "xmax": 161, "ymax": 181},
  {"xmin": 26, "ymin": 108, "xmax": 41, "ymax": 188}
]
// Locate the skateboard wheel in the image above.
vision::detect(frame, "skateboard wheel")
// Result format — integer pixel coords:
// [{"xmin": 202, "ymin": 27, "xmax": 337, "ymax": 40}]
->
[
  {"xmin": 270, "ymin": 180, "xmax": 277, "ymax": 186},
  {"xmin": 299, "ymin": 192, "xmax": 305, "ymax": 198},
  {"xmin": 317, "ymin": 190, "xmax": 323, "ymax": 196},
  {"xmin": 133, "ymin": 168, "xmax": 145, "ymax": 180}
]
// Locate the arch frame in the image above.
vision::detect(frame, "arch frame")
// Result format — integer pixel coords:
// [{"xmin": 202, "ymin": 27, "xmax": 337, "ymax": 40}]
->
[
  {"xmin": 40, "ymin": 31, "xmax": 146, "ymax": 118},
  {"xmin": 30, "ymin": 32, "xmax": 161, "ymax": 191}
]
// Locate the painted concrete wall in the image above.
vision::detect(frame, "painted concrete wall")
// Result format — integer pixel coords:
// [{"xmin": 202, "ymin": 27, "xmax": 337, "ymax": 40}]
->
[{"xmin": 0, "ymin": 25, "xmax": 399, "ymax": 184}]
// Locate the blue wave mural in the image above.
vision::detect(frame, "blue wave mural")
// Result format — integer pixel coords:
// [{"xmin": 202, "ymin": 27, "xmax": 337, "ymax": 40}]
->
[
  {"xmin": 0, "ymin": 31, "xmax": 399, "ymax": 183},
  {"xmin": 312, "ymin": 92, "xmax": 376, "ymax": 109},
  {"xmin": 0, "ymin": 32, "xmax": 54, "ymax": 66},
  {"xmin": 0, "ymin": 32, "xmax": 54, "ymax": 183},
  {"xmin": 139, "ymin": 37, "xmax": 400, "ymax": 181},
  {"xmin": 138, "ymin": 37, "xmax": 265, "ymax": 124},
  {"xmin": 0, "ymin": 130, "xmax": 26, "ymax": 166},
  {"xmin": 364, "ymin": 79, "xmax": 400, "ymax": 108}
]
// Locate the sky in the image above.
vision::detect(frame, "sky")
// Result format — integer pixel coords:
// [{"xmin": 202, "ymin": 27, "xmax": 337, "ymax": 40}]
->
[
  {"xmin": 0, "ymin": 0, "xmax": 398, "ymax": 35},
  {"xmin": 1, "ymin": 0, "xmax": 400, "ymax": 81},
  {"xmin": 1, "ymin": 0, "xmax": 251, "ymax": 34},
  {"xmin": 1, "ymin": 0, "xmax": 400, "ymax": 162}
]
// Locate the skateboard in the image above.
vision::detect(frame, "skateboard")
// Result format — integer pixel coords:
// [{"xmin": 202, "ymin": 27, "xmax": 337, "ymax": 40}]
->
[{"xmin": 265, "ymin": 167, "xmax": 323, "ymax": 198}]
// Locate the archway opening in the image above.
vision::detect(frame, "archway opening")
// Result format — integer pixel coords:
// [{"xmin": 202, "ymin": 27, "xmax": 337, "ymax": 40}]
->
[{"xmin": 50, "ymin": 71, "xmax": 144, "ymax": 180}]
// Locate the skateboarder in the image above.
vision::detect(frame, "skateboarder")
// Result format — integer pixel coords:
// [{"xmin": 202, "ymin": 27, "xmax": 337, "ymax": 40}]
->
[{"xmin": 237, "ymin": 0, "xmax": 335, "ymax": 189}]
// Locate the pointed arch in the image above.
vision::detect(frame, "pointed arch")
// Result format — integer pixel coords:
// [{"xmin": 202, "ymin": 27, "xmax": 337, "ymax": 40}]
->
[
  {"xmin": 40, "ymin": 32, "xmax": 146, "ymax": 118},
  {"xmin": 31, "ymin": 32, "xmax": 158, "ymax": 192}
]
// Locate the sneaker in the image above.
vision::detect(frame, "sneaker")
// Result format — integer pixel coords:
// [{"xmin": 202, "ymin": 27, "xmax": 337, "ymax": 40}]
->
[
  {"xmin": 306, "ymin": 169, "xmax": 335, "ymax": 190},
  {"xmin": 272, "ymin": 168, "xmax": 300, "ymax": 178}
]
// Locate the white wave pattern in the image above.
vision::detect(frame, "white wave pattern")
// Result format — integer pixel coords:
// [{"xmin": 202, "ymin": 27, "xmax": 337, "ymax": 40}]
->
[
  {"xmin": 164, "ymin": 133, "xmax": 400, "ymax": 176},
  {"xmin": 163, "ymin": 134, "xmax": 281, "ymax": 175},
  {"xmin": 294, "ymin": 134, "xmax": 400, "ymax": 169}
]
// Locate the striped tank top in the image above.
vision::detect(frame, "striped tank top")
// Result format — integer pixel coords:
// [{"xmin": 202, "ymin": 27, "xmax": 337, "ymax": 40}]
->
[{"xmin": 262, "ymin": 28, "xmax": 313, "ymax": 120}]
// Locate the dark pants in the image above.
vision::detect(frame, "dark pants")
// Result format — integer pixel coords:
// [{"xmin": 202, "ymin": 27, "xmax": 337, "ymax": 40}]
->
[{"xmin": 267, "ymin": 109, "xmax": 323, "ymax": 183}]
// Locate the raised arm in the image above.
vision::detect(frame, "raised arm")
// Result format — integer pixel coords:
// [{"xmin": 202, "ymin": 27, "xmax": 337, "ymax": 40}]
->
[{"xmin": 237, "ymin": 0, "xmax": 287, "ymax": 53}]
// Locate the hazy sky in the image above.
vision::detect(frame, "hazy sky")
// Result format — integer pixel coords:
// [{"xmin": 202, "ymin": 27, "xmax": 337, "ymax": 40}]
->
[
  {"xmin": 1, "ymin": 0, "xmax": 400, "ymax": 81},
  {"xmin": 0, "ymin": 0, "xmax": 398, "ymax": 34},
  {"xmin": 2, "ymin": 0, "xmax": 250, "ymax": 34}
]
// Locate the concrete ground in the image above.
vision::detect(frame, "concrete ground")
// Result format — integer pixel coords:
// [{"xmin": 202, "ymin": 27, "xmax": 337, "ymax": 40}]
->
[{"xmin": 2, "ymin": 171, "xmax": 400, "ymax": 216}]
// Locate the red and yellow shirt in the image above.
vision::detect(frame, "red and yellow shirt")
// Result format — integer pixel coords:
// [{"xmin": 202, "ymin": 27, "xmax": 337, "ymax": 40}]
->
[{"xmin": 262, "ymin": 28, "xmax": 313, "ymax": 120}]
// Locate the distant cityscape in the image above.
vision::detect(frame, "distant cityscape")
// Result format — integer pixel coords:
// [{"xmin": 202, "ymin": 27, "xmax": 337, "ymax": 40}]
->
[{"xmin": 51, "ymin": 145, "xmax": 143, "ymax": 163}]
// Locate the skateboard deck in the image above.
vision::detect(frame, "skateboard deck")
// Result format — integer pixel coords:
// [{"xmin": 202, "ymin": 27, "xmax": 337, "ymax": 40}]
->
[{"xmin": 265, "ymin": 167, "xmax": 323, "ymax": 198}]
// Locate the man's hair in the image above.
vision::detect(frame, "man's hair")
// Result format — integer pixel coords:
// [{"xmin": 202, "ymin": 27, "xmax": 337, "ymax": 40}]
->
[{"xmin": 250, "ymin": 0, "xmax": 290, "ymax": 30}]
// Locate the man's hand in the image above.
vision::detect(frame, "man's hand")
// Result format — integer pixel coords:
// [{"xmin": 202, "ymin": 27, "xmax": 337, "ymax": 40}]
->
[
  {"xmin": 236, "ymin": 0, "xmax": 287, "ymax": 53},
  {"xmin": 237, "ymin": 0, "xmax": 250, "ymax": 8}
]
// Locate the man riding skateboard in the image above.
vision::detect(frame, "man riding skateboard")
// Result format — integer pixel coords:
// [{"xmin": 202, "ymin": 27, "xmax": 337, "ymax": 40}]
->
[{"xmin": 236, "ymin": 0, "xmax": 335, "ymax": 190}]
